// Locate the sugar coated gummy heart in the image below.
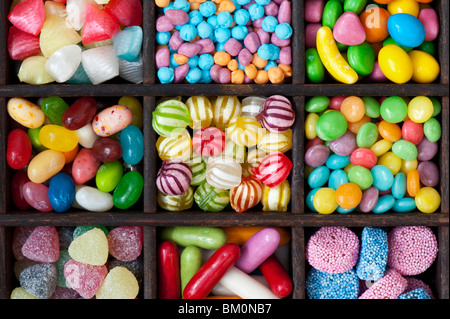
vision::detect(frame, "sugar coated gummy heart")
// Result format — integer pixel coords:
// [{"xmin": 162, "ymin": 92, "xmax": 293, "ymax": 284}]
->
[
  {"xmin": 20, "ymin": 263, "xmax": 57, "ymax": 299},
  {"xmin": 64, "ymin": 259, "xmax": 107, "ymax": 299},
  {"xmin": 68, "ymin": 227, "xmax": 109, "ymax": 266},
  {"xmin": 107, "ymin": 226, "xmax": 143, "ymax": 262},
  {"xmin": 21, "ymin": 226, "xmax": 60, "ymax": 263},
  {"xmin": 96, "ymin": 266, "xmax": 139, "ymax": 299}
]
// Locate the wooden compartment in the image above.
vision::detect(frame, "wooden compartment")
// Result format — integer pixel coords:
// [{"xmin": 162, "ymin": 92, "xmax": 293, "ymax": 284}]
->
[{"xmin": 0, "ymin": 0, "xmax": 448, "ymax": 300}]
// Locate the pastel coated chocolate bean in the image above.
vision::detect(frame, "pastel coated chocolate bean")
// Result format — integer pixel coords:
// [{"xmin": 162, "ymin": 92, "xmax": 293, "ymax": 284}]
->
[
  {"xmin": 7, "ymin": 98, "xmax": 45, "ymax": 129},
  {"xmin": 418, "ymin": 8, "xmax": 439, "ymax": 41},
  {"xmin": 235, "ymin": 228, "xmax": 281, "ymax": 273},
  {"xmin": 92, "ymin": 105, "xmax": 132, "ymax": 137},
  {"xmin": 333, "ymin": 12, "xmax": 366, "ymax": 46}
]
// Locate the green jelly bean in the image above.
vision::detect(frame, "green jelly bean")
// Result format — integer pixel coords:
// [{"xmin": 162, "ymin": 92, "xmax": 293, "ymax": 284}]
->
[
  {"xmin": 343, "ymin": 0, "xmax": 367, "ymax": 14},
  {"xmin": 118, "ymin": 96, "xmax": 143, "ymax": 129},
  {"xmin": 180, "ymin": 246, "xmax": 202, "ymax": 292},
  {"xmin": 357, "ymin": 122, "xmax": 378, "ymax": 148},
  {"xmin": 392, "ymin": 140, "xmax": 417, "ymax": 160},
  {"xmin": 430, "ymin": 97, "xmax": 441, "ymax": 117},
  {"xmin": 322, "ymin": 0, "xmax": 343, "ymax": 29},
  {"xmin": 348, "ymin": 165, "xmax": 373, "ymax": 190},
  {"xmin": 28, "ymin": 127, "xmax": 48, "ymax": 153},
  {"xmin": 113, "ymin": 171, "xmax": 143, "ymax": 209},
  {"xmin": 315, "ymin": 110, "xmax": 348, "ymax": 141},
  {"xmin": 305, "ymin": 96, "xmax": 330, "ymax": 113},
  {"xmin": 41, "ymin": 96, "xmax": 69, "ymax": 126},
  {"xmin": 347, "ymin": 42, "xmax": 375, "ymax": 76},
  {"xmin": 306, "ymin": 48, "xmax": 325, "ymax": 83},
  {"xmin": 423, "ymin": 117, "xmax": 441, "ymax": 142},
  {"xmin": 96, "ymin": 161, "xmax": 123, "ymax": 193},
  {"xmin": 380, "ymin": 96, "xmax": 407, "ymax": 123},
  {"xmin": 362, "ymin": 96, "xmax": 380, "ymax": 118},
  {"xmin": 419, "ymin": 41, "xmax": 436, "ymax": 56},
  {"xmin": 160, "ymin": 226, "xmax": 227, "ymax": 250},
  {"xmin": 383, "ymin": 36, "xmax": 413, "ymax": 53}
]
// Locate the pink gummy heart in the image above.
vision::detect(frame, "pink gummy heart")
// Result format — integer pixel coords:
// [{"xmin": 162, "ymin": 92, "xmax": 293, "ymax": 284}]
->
[
  {"xmin": 82, "ymin": 3, "xmax": 120, "ymax": 45},
  {"xmin": 64, "ymin": 259, "xmax": 108, "ymax": 299},
  {"xmin": 333, "ymin": 11, "xmax": 366, "ymax": 46},
  {"xmin": 13, "ymin": 226, "xmax": 36, "ymax": 262},
  {"xmin": 8, "ymin": 0, "xmax": 45, "ymax": 36},
  {"xmin": 104, "ymin": 0, "xmax": 143, "ymax": 27},
  {"xmin": 108, "ymin": 226, "xmax": 143, "ymax": 262},
  {"xmin": 21, "ymin": 226, "xmax": 60, "ymax": 263},
  {"xmin": 7, "ymin": 26, "xmax": 41, "ymax": 60}
]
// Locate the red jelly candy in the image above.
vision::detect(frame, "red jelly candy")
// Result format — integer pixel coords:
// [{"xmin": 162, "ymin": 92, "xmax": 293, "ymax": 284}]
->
[
  {"xmin": 7, "ymin": 0, "xmax": 45, "ymax": 36},
  {"xmin": 7, "ymin": 129, "xmax": 32, "ymax": 170},
  {"xmin": 22, "ymin": 181, "xmax": 53, "ymax": 212},
  {"xmin": 252, "ymin": 152, "xmax": 293, "ymax": 188},
  {"xmin": 21, "ymin": 226, "xmax": 60, "ymax": 263},
  {"xmin": 104, "ymin": 0, "xmax": 143, "ymax": 27},
  {"xmin": 72, "ymin": 148, "xmax": 102, "ymax": 185},
  {"xmin": 82, "ymin": 3, "xmax": 120, "ymax": 45},
  {"xmin": 402, "ymin": 119, "xmax": 424, "ymax": 145},
  {"xmin": 11, "ymin": 170, "xmax": 32, "ymax": 211},
  {"xmin": 107, "ymin": 226, "xmax": 143, "ymax": 262},
  {"xmin": 350, "ymin": 148, "xmax": 377, "ymax": 169},
  {"xmin": 64, "ymin": 259, "xmax": 108, "ymax": 299},
  {"xmin": 62, "ymin": 97, "xmax": 98, "ymax": 131},
  {"xmin": 7, "ymin": 26, "xmax": 41, "ymax": 60}
]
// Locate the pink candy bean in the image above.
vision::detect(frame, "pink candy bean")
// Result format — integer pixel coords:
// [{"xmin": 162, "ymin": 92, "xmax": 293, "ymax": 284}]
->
[
  {"xmin": 169, "ymin": 31, "xmax": 184, "ymax": 51},
  {"xmin": 210, "ymin": 64, "xmax": 222, "ymax": 83},
  {"xmin": 219, "ymin": 68, "xmax": 231, "ymax": 84},
  {"xmin": 278, "ymin": 0, "xmax": 291, "ymax": 24},
  {"xmin": 174, "ymin": 64, "xmax": 189, "ymax": 83},
  {"xmin": 257, "ymin": 28, "xmax": 270, "ymax": 45},
  {"xmin": 279, "ymin": 46, "xmax": 291, "ymax": 65},
  {"xmin": 264, "ymin": 2, "xmax": 279, "ymax": 16},
  {"xmin": 155, "ymin": 48, "xmax": 170, "ymax": 69},
  {"xmin": 224, "ymin": 38, "xmax": 242, "ymax": 57},
  {"xmin": 418, "ymin": 8, "xmax": 439, "ymax": 41},
  {"xmin": 164, "ymin": 9, "xmax": 189, "ymax": 26},
  {"xmin": 305, "ymin": 23, "xmax": 321, "ymax": 49},
  {"xmin": 271, "ymin": 33, "xmax": 291, "ymax": 47},
  {"xmin": 238, "ymin": 48, "xmax": 253, "ymax": 66},
  {"xmin": 156, "ymin": 15, "xmax": 174, "ymax": 32},
  {"xmin": 195, "ymin": 38, "xmax": 215, "ymax": 54},
  {"xmin": 305, "ymin": 0, "xmax": 324, "ymax": 23},
  {"xmin": 178, "ymin": 43, "xmax": 202, "ymax": 57},
  {"xmin": 243, "ymin": 32, "xmax": 261, "ymax": 53}
]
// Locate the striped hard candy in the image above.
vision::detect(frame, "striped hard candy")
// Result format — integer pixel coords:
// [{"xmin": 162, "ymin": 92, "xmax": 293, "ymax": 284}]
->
[
  {"xmin": 156, "ymin": 129, "xmax": 192, "ymax": 161},
  {"xmin": 226, "ymin": 116, "xmax": 264, "ymax": 147},
  {"xmin": 152, "ymin": 99, "xmax": 190, "ymax": 137},
  {"xmin": 261, "ymin": 179, "xmax": 291, "ymax": 212},
  {"xmin": 242, "ymin": 148, "xmax": 267, "ymax": 177},
  {"xmin": 156, "ymin": 160, "xmax": 192, "ymax": 196},
  {"xmin": 194, "ymin": 181, "xmax": 230, "ymax": 212},
  {"xmin": 241, "ymin": 96, "xmax": 266, "ymax": 118},
  {"xmin": 212, "ymin": 96, "xmax": 241, "ymax": 131},
  {"xmin": 192, "ymin": 127, "xmax": 225, "ymax": 157},
  {"xmin": 206, "ymin": 157, "xmax": 242, "ymax": 189},
  {"xmin": 258, "ymin": 129, "xmax": 292, "ymax": 153},
  {"xmin": 256, "ymin": 95, "xmax": 295, "ymax": 133},
  {"xmin": 186, "ymin": 96, "xmax": 213, "ymax": 129},
  {"xmin": 157, "ymin": 186, "xmax": 194, "ymax": 211},
  {"xmin": 230, "ymin": 175, "xmax": 263, "ymax": 213},
  {"xmin": 223, "ymin": 138, "xmax": 246, "ymax": 164},
  {"xmin": 187, "ymin": 154, "xmax": 207, "ymax": 186},
  {"xmin": 252, "ymin": 151, "xmax": 292, "ymax": 188}
]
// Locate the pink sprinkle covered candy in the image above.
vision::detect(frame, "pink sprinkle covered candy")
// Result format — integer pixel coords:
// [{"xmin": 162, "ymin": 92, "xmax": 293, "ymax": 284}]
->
[
  {"xmin": 108, "ymin": 226, "xmax": 143, "ymax": 262},
  {"xmin": 156, "ymin": 160, "xmax": 192, "ymax": 196},
  {"xmin": 21, "ymin": 226, "xmax": 60, "ymax": 263},
  {"xmin": 256, "ymin": 95, "xmax": 295, "ymax": 133},
  {"xmin": 306, "ymin": 227, "xmax": 359, "ymax": 274},
  {"xmin": 359, "ymin": 269, "xmax": 407, "ymax": 299},
  {"xmin": 387, "ymin": 226, "xmax": 438, "ymax": 276}
]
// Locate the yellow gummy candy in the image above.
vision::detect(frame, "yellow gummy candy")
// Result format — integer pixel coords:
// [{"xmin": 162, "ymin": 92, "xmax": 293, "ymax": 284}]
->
[
  {"xmin": 10, "ymin": 287, "xmax": 38, "ymax": 299},
  {"xmin": 96, "ymin": 267, "xmax": 139, "ymax": 299},
  {"xmin": 39, "ymin": 124, "xmax": 79, "ymax": 152},
  {"xmin": 316, "ymin": 26, "xmax": 358, "ymax": 84},
  {"xmin": 68, "ymin": 228, "xmax": 109, "ymax": 266}
]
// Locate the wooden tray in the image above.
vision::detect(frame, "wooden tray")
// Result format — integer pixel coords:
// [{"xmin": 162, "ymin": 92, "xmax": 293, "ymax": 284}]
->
[{"xmin": 0, "ymin": 0, "xmax": 448, "ymax": 299}]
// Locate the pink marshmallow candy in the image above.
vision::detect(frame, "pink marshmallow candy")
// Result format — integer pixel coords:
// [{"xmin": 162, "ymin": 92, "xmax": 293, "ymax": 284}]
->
[{"xmin": 224, "ymin": 38, "xmax": 243, "ymax": 57}]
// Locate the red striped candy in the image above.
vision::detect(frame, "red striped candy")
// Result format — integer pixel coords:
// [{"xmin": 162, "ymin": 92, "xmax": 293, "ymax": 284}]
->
[
  {"xmin": 156, "ymin": 160, "xmax": 192, "ymax": 196},
  {"xmin": 256, "ymin": 95, "xmax": 295, "ymax": 133},
  {"xmin": 252, "ymin": 152, "xmax": 293, "ymax": 188},
  {"xmin": 230, "ymin": 175, "xmax": 263, "ymax": 213},
  {"xmin": 192, "ymin": 127, "xmax": 225, "ymax": 157}
]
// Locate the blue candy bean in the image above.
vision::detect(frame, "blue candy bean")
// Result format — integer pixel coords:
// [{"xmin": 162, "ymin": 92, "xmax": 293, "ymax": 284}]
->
[
  {"xmin": 48, "ymin": 172, "xmax": 75, "ymax": 213},
  {"xmin": 275, "ymin": 23, "xmax": 293, "ymax": 39},
  {"xmin": 180, "ymin": 24, "xmax": 197, "ymax": 41},
  {"xmin": 189, "ymin": 10, "xmax": 203, "ymax": 25},
  {"xmin": 156, "ymin": 31, "xmax": 171, "ymax": 45},
  {"xmin": 326, "ymin": 154, "xmax": 351, "ymax": 170},
  {"xmin": 120, "ymin": 125, "xmax": 144, "ymax": 165},
  {"xmin": 197, "ymin": 21, "xmax": 213, "ymax": 39},
  {"xmin": 372, "ymin": 194, "xmax": 395, "ymax": 213},
  {"xmin": 174, "ymin": 0, "xmax": 190, "ymax": 12},
  {"xmin": 158, "ymin": 67, "xmax": 174, "ymax": 84},
  {"xmin": 234, "ymin": 9, "xmax": 250, "ymax": 25},
  {"xmin": 371, "ymin": 165, "xmax": 394, "ymax": 191},
  {"xmin": 391, "ymin": 172, "xmax": 406, "ymax": 199},
  {"xmin": 392, "ymin": 197, "xmax": 416, "ymax": 212},
  {"xmin": 214, "ymin": 27, "xmax": 231, "ymax": 43},
  {"xmin": 199, "ymin": 1, "xmax": 216, "ymax": 17},
  {"xmin": 306, "ymin": 188, "xmax": 320, "ymax": 212},
  {"xmin": 186, "ymin": 67, "xmax": 203, "ymax": 83},
  {"xmin": 336, "ymin": 206, "xmax": 355, "ymax": 214},
  {"xmin": 248, "ymin": 3, "xmax": 265, "ymax": 21},
  {"xmin": 308, "ymin": 166, "xmax": 330, "ymax": 189},
  {"xmin": 217, "ymin": 11, "xmax": 233, "ymax": 28},
  {"xmin": 198, "ymin": 53, "xmax": 215, "ymax": 70},
  {"xmin": 262, "ymin": 16, "xmax": 278, "ymax": 32},
  {"xmin": 328, "ymin": 169, "xmax": 349, "ymax": 190},
  {"xmin": 231, "ymin": 25, "xmax": 249, "ymax": 40}
]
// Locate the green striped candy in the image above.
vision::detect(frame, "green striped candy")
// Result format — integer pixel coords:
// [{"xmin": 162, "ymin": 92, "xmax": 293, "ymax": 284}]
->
[
  {"xmin": 194, "ymin": 181, "xmax": 230, "ymax": 212},
  {"xmin": 152, "ymin": 99, "xmax": 190, "ymax": 137},
  {"xmin": 187, "ymin": 154, "xmax": 207, "ymax": 186}
]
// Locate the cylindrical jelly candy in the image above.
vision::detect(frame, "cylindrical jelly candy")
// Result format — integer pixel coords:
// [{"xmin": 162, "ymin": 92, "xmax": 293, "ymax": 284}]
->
[
  {"xmin": 92, "ymin": 137, "xmax": 123, "ymax": 163},
  {"xmin": 159, "ymin": 226, "xmax": 227, "ymax": 250},
  {"xmin": 183, "ymin": 243, "xmax": 240, "ymax": 299},
  {"xmin": 158, "ymin": 241, "xmax": 181, "ymax": 299},
  {"xmin": 27, "ymin": 149, "xmax": 65, "ymax": 184},
  {"xmin": 180, "ymin": 246, "xmax": 203, "ymax": 292},
  {"xmin": 62, "ymin": 97, "xmax": 98, "ymax": 130},
  {"xmin": 113, "ymin": 171, "xmax": 143, "ymax": 209},
  {"xmin": 48, "ymin": 172, "xmax": 75, "ymax": 213},
  {"xmin": 7, "ymin": 129, "xmax": 32, "ymax": 170},
  {"xmin": 39, "ymin": 124, "xmax": 79, "ymax": 152},
  {"xmin": 259, "ymin": 254, "xmax": 293, "ymax": 298},
  {"xmin": 157, "ymin": 160, "xmax": 192, "ymax": 196}
]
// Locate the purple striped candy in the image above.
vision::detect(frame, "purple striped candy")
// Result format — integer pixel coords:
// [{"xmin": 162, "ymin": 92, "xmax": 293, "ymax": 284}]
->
[
  {"xmin": 256, "ymin": 95, "xmax": 295, "ymax": 133},
  {"xmin": 156, "ymin": 160, "xmax": 192, "ymax": 196}
]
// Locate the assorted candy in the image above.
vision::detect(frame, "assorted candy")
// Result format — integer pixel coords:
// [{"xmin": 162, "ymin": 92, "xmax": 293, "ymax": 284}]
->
[
  {"xmin": 155, "ymin": 0, "xmax": 293, "ymax": 84},
  {"xmin": 305, "ymin": 95, "xmax": 442, "ymax": 214},
  {"xmin": 306, "ymin": 226, "xmax": 437, "ymax": 299},
  {"xmin": 7, "ymin": 0, "xmax": 143, "ymax": 84},
  {"xmin": 155, "ymin": 95, "xmax": 294, "ymax": 213},
  {"xmin": 305, "ymin": 0, "xmax": 440, "ymax": 84},
  {"xmin": 11, "ymin": 226, "xmax": 143, "ymax": 299},
  {"xmin": 7, "ymin": 96, "xmax": 144, "ymax": 212},
  {"xmin": 158, "ymin": 226, "xmax": 293, "ymax": 299}
]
